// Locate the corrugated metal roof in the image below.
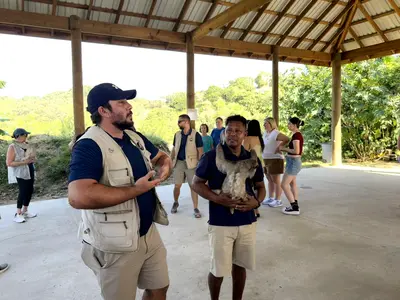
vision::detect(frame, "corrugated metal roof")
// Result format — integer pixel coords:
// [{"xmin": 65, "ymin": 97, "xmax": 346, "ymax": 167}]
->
[
  {"xmin": 0, "ymin": 0, "xmax": 399, "ymax": 65},
  {"xmin": 233, "ymin": 11, "xmax": 257, "ymax": 30},
  {"xmin": 124, "ymin": 0, "xmax": 150, "ymax": 15},
  {"xmin": 252, "ymin": 13, "xmax": 275, "ymax": 32},
  {"xmin": 287, "ymin": 0, "xmax": 312, "ymax": 16}
]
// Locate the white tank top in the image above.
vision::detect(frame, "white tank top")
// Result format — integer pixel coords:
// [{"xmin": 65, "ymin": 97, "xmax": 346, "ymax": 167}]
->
[{"xmin": 262, "ymin": 129, "xmax": 284, "ymax": 159}]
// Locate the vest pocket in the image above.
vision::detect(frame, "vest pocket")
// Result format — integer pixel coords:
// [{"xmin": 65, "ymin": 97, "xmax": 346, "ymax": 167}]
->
[
  {"xmin": 93, "ymin": 210, "xmax": 135, "ymax": 250},
  {"xmin": 107, "ymin": 168, "xmax": 131, "ymax": 187}
]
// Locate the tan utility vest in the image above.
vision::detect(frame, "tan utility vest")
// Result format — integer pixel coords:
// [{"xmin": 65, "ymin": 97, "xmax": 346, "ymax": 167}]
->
[
  {"xmin": 77, "ymin": 126, "xmax": 153, "ymax": 253},
  {"xmin": 172, "ymin": 129, "xmax": 199, "ymax": 170}
]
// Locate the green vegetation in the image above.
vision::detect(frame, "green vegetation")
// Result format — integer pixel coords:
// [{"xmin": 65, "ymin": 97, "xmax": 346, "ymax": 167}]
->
[{"xmin": 0, "ymin": 57, "xmax": 399, "ymax": 202}]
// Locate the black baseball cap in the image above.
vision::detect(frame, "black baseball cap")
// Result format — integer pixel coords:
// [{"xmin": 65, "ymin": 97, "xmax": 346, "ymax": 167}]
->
[
  {"xmin": 12, "ymin": 128, "xmax": 30, "ymax": 138},
  {"xmin": 87, "ymin": 83, "xmax": 137, "ymax": 114}
]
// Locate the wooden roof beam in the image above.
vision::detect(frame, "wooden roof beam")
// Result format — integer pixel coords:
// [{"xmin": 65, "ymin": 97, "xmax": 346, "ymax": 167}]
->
[
  {"xmin": 144, "ymin": 0, "xmax": 157, "ymax": 28},
  {"xmin": 387, "ymin": 0, "xmax": 400, "ymax": 18},
  {"xmin": 173, "ymin": 0, "xmax": 193, "ymax": 31},
  {"xmin": 342, "ymin": 39, "xmax": 400, "ymax": 63},
  {"xmin": 191, "ymin": 0, "xmax": 272, "ymax": 41},
  {"xmin": 292, "ymin": 0, "xmax": 340, "ymax": 49},
  {"xmin": 276, "ymin": 0, "xmax": 316, "ymax": 46},
  {"xmin": 348, "ymin": 27, "xmax": 364, "ymax": 47},
  {"xmin": 257, "ymin": 0, "xmax": 296, "ymax": 44},
  {"xmin": 86, "ymin": 0, "xmax": 94, "ymax": 20},
  {"xmin": 52, "ymin": 0, "xmax": 57, "ymax": 15},
  {"xmin": 308, "ymin": 0, "xmax": 355, "ymax": 51},
  {"xmin": 333, "ymin": 0, "xmax": 358, "ymax": 52},
  {"xmin": 357, "ymin": 2, "xmax": 388, "ymax": 42},
  {"xmin": 114, "ymin": 0, "xmax": 125, "ymax": 24}
]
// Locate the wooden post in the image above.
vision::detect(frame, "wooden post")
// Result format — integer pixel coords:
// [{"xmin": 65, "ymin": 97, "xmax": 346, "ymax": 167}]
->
[
  {"xmin": 272, "ymin": 46, "xmax": 279, "ymax": 127},
  {"xmin": 332, "ymin": 53, "xmax": 342, "ymax": 166},
  {"xmin": 69, "ymin": 15, "xmax": 85, "ymax": 136},
  {"xmin": 186, "ymin": 32, "xmax": 195, "ymax": 129}
]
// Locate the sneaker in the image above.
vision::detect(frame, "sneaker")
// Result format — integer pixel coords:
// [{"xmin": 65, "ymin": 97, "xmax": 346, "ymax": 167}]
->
[
  {"xmin": 0, "ymin": 263, "xmax": 9, "ymax": 274},
  {"xmin": 268, "ymin": 200, "xmax": 283, "ymax": 208},
  {"xmin": 262, "ymin": 198, "xmax": 274, "ymax": 205},
  {"xmin": 171, "ymin": 202, "xmax": 179, "ymax": 214},
  {"xmin": 194, "ymin": 208, "xmax": 202, "ymax": 218},
  {"xmin": 282, "ymin": 206, "xmax": 300, "ymax": 216},
  {"xmin": 13, "ymin": 214, "xmax": 26, "ymax": 223},
  {"xmin": 23, "ymin": 211, "xmax": 37, "ymax": 218}
]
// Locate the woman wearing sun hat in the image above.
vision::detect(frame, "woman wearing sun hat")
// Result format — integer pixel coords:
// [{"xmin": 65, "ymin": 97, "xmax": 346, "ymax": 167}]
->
[{"xmin": 6, "ymin": 128, "xmax": 37, "ymax": 223}]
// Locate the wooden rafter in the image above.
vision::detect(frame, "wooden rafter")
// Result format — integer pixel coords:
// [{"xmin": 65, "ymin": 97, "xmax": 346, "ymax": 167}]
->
[
  {"xmin": 203, "ymin": 0, "xmax": 218, "ymax": 22},
  {"xmin": 144, "ymin": 0, "xmax": 157, "ymax": 28},
  {"xmin": 52, "ymin": 0, "xmax": 57, "ymax": 15},
  {"xmin": 332, "ymin": 0, "xmax": 358, "ymax": 52},
  {"xmin": 86, "ymin": 0, "xmax": 94, "ymax": 20},
  {"xmin": 387, "ymin": 0, "xmax": 400, "ymax": 18},
  {"xmin": 173, "ymin": 0, "xmax": 193, "ymax": 32},
  {"xmin": 192, "ymin": 0, "xmax": 272, "ymax": 41},
  {"xmin": 292, "ymin": 0, "xmax": 340, "ymax": 49},
  {"xmin": 276, "ymin": 0, "xmax": 316, "ymax": 46},
  {"xmin": 239, "ymin": 2, "xmax": 270, "ymax": 41},
  {"xmin": 114, "ymin": 0, "xmax": 125, "ymax": 24},
  {"xmin": 220, "ymin": 20, "xmax": 234, "ymax": 38},
  {"xmin": 17, "ymin": 0, "xmax": 399, "ymax": 37},
  {"xmin": 348, "ymin": 27, "xmax": 364, "ymax": 47},
  {"xmin": 320, "ymin": 17, "xmax": 348, "ymax": 53},
  {"xmin": 357, "ymin": 2, "xmax": 388, "ymax": 42},
  {"xmin": 308, "ymin": 0, "xmax": 355, "ymax": 51},
  {"xmin": 257, "ymin": 0, "xmax": 296, "ymax": 44},
  {"xmin": 342, "ymin": 39, "xmax": 400, "ymax": 63}
]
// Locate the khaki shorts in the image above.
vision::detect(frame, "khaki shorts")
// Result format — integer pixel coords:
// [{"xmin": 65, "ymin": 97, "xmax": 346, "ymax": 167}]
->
[
  {"xmin": 174, "ymin": 160, "xmax": 195, "ymax": 185},
  {"xmin": 208, "ymin": 223, "xmax": 257, "ymax": 277},
  {"xmin": 81, "ymin": 224, "xmax": 169, "ymax": 300},
  {"xmin": 263, "ymin": 158, "xmax": 284, "ymax": 175}
]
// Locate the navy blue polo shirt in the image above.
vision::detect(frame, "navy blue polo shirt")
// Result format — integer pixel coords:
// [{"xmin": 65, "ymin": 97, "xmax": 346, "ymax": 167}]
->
[
  {"xmin": 195, "ymin": 144, "xmax": 264, "ymax": 227},
  {"xmin": 173, "ymin": 129, "xmax": 203, "ymax": 161},
  {"xmin": 68, "ymin": 131, "xmax": 159, "ymax": 236}
]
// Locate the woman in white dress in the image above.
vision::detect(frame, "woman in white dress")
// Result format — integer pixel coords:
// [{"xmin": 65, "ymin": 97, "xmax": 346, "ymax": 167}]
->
[{"xmin": 261, "ymin": 117, "xmax": 289, "ymax": 208}]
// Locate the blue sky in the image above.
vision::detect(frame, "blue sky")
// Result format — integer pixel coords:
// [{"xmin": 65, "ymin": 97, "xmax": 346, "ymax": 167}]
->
[{"xmin": 0, "ymin": 34, "xmax": 297, "ymax": 100}]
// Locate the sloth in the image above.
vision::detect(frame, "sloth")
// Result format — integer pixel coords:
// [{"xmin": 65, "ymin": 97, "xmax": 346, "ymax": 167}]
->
[{"xmin": 214, "ymin": 144, "xmax": 259, "ymax": 214}]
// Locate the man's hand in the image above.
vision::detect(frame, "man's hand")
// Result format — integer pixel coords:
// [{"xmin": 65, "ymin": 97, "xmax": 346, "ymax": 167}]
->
[
  {"xmin": 236, "ymin": 195, "xmax": 259, "ymax": 212},
  {"xmin": 215, "ymin": 193, "xmax": 241, "ymax": 209},
  {"xmin": 24, "ymin": 157, "xmax": 35, "ymax": 164},
  {"xmin": 135, "ymin": 171, "xmax": 161, "ymax": 194}
]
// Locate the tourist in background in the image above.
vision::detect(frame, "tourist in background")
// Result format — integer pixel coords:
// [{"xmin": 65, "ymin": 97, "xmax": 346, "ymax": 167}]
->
[
  {"xmin": 211, "ymin": 117, "xmax": 225, "ymax": 146},
  {"xmin": 278, "ymin": 117, "xmax": 304, "ymax": 216},
  {"xmin": 262, "ymin": 117, "xmax": 290, "ymax": 208},
  {"xmin": 200, "ymin": 124, "xmax": 214, "ymax": 153},
  {"xmin": 6, "ymin": 128, "xmax": 37, "ymax": 223},
  {"xmin": 170, "ymin": 114, "xmax": 204, "ymax": 218},
  {"xmin": 243, "ymin": 119, "xmax": 264, "ymax": 218}
]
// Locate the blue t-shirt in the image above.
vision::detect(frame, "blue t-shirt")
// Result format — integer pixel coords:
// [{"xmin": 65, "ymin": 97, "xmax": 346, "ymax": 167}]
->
[
  {"xmin": 173, "ymin": 129, "xmax": 203, "ymax": 161},
  {"xmin": 211, "ymin": 127, "xmax": 225, "ymax": 146},
  {"xmin": 202, "ymin": 135, "xmax": 214, "ymax": 153},
  {"xmin": 68, "ymin": 131, "xmax": 159, "ymax": 237},
  {"xmin": 195, "ymin": 144, "xmax": 264, "ymax": 227}
]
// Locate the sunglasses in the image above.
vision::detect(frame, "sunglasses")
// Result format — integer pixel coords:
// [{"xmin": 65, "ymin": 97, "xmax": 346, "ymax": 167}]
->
[{"xmin": 178, "ymin": 120, "xmax": 185, "ymax": 124}]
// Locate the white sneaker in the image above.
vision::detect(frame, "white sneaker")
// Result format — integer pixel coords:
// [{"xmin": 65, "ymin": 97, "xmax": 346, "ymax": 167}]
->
[
  {"xmin": 23, "ymin": 211, "xmax": 37, "ymax": 218},
  {"xmin": 268, "ymin": 200, "xmax": 283, "ymax": 207},
  {"xmin": 13, "ymin": 214, "xmax": 26, "ymax": 223},
  {"xmin": 262, "ymin": 198, "xmax": 274, "ymax": 205}
]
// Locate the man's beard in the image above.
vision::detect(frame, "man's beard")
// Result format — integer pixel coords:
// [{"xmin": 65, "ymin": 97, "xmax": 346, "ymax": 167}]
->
[
  {"xmin": 179, "ymin": 125, "xmax": 185, "ymax": 130},
  {"xmin": 113, "ymin": 119, "xmax": 134, "ymax": 130}
]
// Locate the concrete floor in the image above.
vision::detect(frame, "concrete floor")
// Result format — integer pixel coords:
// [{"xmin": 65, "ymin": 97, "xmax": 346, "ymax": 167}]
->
[{"xmin": 0, "ymin": 167, "xmax": 400, "ymax": 300}]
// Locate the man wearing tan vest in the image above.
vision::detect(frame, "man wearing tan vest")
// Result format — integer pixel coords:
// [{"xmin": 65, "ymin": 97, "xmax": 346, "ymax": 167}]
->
[
  {"xmin": 68, "ymin": 83, "xmax": 172, "ymax": 300},
  {"xmin": 170, "ymin": 114, "xmax": 204, "ymax": 218}
]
